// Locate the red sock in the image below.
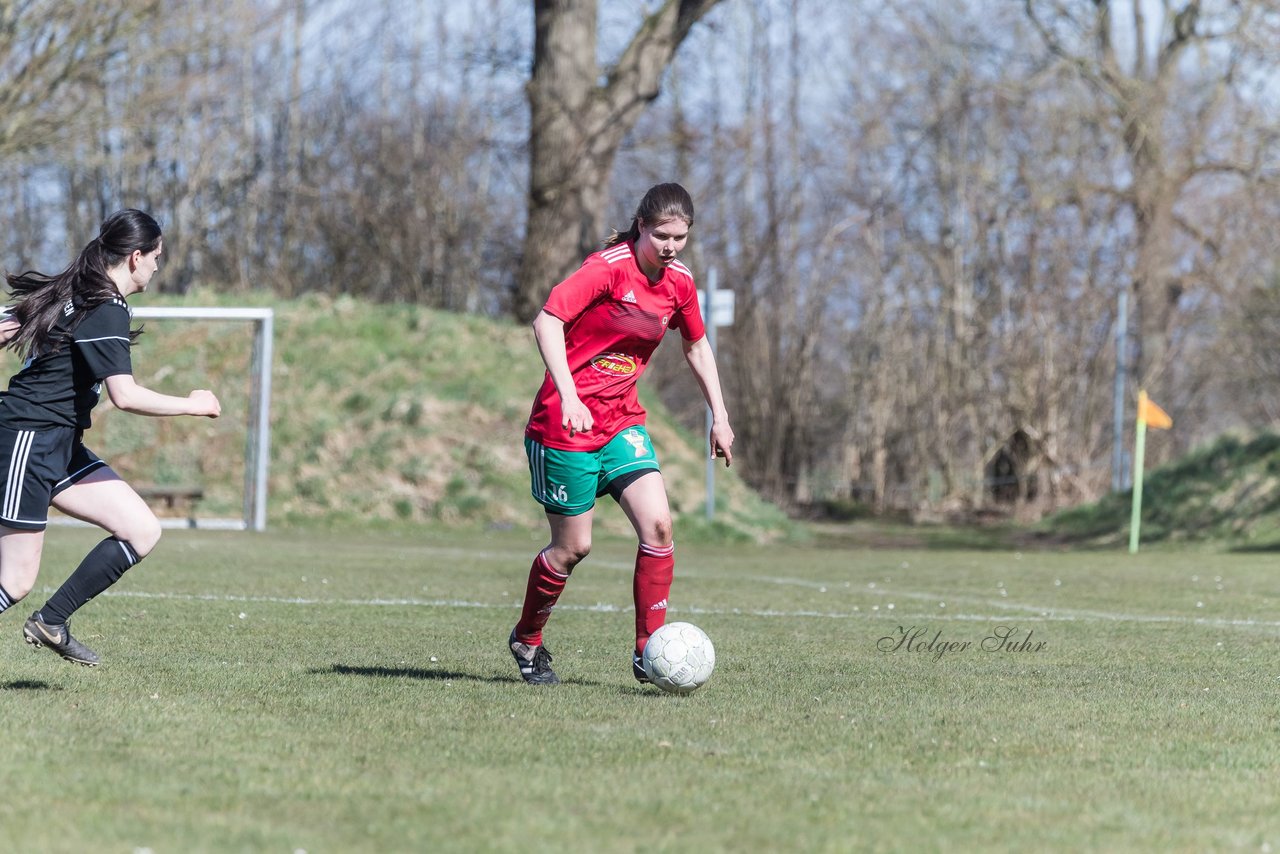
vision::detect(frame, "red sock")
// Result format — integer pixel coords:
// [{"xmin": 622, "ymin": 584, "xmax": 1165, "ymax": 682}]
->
[
  {"xmin": 514, "ymin": 551, "xmax": 570, "ymax": 646},
  {"xmin": 633, "ymin": 542, "xmax": 674, "ymax": 654}
]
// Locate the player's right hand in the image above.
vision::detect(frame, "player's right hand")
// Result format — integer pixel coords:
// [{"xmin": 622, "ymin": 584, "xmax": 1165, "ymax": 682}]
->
[
  {"xmin": 561, "ymin": 396, "xmax": 593, "ymax": 437},
  {"xmin": 188, "ymin": 389, "xmax": 222, "ymax": 418}
]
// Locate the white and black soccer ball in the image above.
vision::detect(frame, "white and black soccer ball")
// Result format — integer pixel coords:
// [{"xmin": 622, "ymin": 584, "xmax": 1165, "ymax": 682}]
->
[{"xmin": 642, "ymin": 622, "xmax": 715, "ymax": 693}]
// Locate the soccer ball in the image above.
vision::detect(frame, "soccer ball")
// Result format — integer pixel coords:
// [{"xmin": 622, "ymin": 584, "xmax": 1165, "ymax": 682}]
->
[{"xmin": 642, "ymin": 622, "xmax": 715, "ymax": 693}]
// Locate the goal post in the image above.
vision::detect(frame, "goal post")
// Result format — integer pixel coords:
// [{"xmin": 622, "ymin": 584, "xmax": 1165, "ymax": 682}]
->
[{"xmin": 128, "ymin": 307, "xmax": 274, "ymax": 531}]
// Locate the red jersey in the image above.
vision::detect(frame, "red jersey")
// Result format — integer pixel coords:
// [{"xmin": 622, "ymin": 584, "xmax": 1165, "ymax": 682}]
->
[{"xmin": 526, "ymin": 241, "xmax": 706, "ymax": 451}]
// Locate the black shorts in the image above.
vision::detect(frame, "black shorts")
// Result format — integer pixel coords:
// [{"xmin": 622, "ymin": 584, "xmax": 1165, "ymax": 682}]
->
[{"xmin": 0, "ymin": 426, "xmax": 109, "ymax": 531}]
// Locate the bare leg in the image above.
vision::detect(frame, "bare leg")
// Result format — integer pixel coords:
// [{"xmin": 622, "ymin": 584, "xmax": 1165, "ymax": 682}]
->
[
  {"xmin": 616, "ymin": 471, "xmax": 674, "ymax": 547},
  {"xmin": 0, "ymin": 526, "xmax": 46, "ymax": 601},
  {"xmin": 51, "ymin": 467, "xmax": 161, "ymax": 556},
  {"xmin": 542, "ymin": 508, "xmax": 595, "ymax": 573}
]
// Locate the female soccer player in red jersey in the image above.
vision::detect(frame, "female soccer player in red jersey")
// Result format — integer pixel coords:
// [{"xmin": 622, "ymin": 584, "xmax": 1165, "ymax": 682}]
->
[
  {"xmin": 0, "ymin": 210, "xmax": 221, "ymax": 665},
  {"xmin": 509, "ymin": 183, "xmax": 734, "ymax": 685}
]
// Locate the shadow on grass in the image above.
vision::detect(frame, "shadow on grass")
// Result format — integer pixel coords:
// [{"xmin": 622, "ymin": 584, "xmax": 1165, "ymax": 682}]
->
[
  {"xmin": 1227, "ymin": 542, "xmax": 1280, "ymax": 553},
  {"xmin": 315, "ymin": 663, "xmax": 607, "ymax": 687},
  {"xmin": 1, "ymin": 680, "xmax": 57, "ymax": 691},
  {"xmin": 315, "ymin": 664, "xmax": 497, "ymax": 682}
]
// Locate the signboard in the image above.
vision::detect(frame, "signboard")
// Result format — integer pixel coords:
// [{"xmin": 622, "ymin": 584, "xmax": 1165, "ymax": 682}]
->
[{"xmin": 697, "ymin": 289, "xmax": 736, "ymax": 328}]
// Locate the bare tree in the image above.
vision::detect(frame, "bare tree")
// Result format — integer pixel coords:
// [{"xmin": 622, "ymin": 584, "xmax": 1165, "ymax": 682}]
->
[
  {"xmin": 1024, "ymin": 0, "xmax": 1279, "ymax": 392},
  {"xmin": 8, "ymin": 0, "xmax": 1280, "ymax": 527},
  {"xmin": 0, "ymin": 0, "xmax": 159, "ymax": 160},
  {"xmin": 512, "ymin": 0, "xmax": 724, "ymax": 321}
]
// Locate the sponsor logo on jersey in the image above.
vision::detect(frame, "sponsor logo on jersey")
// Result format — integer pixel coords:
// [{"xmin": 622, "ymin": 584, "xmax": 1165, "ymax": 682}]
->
[
  {"xmin": 621, "ymin": 290, "xmax": 637, "ymax": 303},
  {"xmin": 590, "ymin": 352, "xmax": 638, "ymax": 376}
]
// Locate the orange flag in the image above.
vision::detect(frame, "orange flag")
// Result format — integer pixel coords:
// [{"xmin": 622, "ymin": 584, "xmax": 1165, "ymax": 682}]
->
[{"xmin": 1138, "ymin": 392, "xmax": 1172, "ymax": 430}]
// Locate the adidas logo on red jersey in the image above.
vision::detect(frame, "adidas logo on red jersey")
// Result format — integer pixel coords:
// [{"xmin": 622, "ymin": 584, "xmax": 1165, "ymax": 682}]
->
[{"xmin": 621, "ymin": 290, "xmax": 637, "ymax": 303}]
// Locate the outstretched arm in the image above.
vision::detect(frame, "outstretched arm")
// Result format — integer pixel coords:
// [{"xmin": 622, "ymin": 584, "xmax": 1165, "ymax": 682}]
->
[
  {"xmin": 683, "ymin": 335, "xmax": 734, "ymax": 466},
  {"xmin": 103, "ymin": 374, "xmax": 221, "ymax": 418}
]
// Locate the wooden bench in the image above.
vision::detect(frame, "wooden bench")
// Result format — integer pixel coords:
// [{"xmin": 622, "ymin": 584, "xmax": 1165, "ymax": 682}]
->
[{"xmin": 135, "ymin": 485, "xmax": 205, "ymax": 515}]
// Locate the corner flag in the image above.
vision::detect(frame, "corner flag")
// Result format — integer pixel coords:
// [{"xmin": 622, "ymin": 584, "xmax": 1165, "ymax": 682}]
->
[
  {"xmin": 1138, "ymin": 394, "xmax": 1172, "ymax": 430},
  {"xmin": 1129, "ymin": 390, "xmax": 1172, "ymax": 554}
]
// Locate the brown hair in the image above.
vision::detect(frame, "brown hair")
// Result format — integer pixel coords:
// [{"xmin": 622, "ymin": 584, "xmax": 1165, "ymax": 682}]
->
[
  {"xmin": 603, "ymin": 183, "xmax": 695, "ymax": 248},
  {"xmin": 5, "ymin": 209, "xmax": 159, "ymax": 355}
]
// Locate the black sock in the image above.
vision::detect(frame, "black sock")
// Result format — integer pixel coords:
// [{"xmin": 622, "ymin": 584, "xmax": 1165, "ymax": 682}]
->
[
  {"xmin": 40, "ymin": 538, "xmax": 141, "ymax": 625},
  {"xmin": 0, "ymin": 583, "xmax": 14, "ymax": 615}
]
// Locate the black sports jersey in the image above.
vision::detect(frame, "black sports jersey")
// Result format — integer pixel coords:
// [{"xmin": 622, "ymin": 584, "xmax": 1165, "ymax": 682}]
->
[{"xmin": 0, "ymin": 298, "xmax": 133, "ymax": 430}]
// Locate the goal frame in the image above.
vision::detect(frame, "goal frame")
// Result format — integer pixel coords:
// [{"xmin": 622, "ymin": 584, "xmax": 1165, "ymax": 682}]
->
[{"xmin": 130, "ymin": 307, "xmax": 274, "ymax": 531}]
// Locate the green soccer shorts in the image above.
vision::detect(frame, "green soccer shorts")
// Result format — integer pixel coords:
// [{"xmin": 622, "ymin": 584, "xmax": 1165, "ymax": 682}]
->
[{"xmin": 526, "ymin": 425, "xmax": 662, "ymax": 516}]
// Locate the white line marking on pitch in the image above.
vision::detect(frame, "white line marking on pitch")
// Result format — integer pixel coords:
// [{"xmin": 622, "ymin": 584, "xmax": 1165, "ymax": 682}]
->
[{"xmin": 96, "ymin": 588, "xmax": 1280, "ymax": 632}]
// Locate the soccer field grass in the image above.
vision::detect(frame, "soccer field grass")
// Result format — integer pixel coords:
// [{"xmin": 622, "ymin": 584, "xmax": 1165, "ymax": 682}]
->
[{"xmin": 3, "ymin": 526, "xmax": 1280, "ymax": 852}]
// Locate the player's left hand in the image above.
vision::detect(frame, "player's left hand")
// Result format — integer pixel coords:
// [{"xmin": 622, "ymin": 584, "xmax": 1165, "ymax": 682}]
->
[
  {"xmin": 188, "ymin": 389, "xmax": 222, "ymax": 418},
  {"xmin": 710, "ymin": 422, "xmax": 734, "ymax": 467}
]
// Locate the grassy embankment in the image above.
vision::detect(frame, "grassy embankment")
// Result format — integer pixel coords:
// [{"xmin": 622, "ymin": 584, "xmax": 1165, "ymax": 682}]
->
[
  {"xmin": 76, "ymin": 290, "xmax": 791, "ymax": 542},
  {"xmin": 27, "ymin": 287, "xmax": 1280, "ymax": 552},
  {"xmin": 1044, "ymin": 432, "xmax": 1280, "ymax": 551}
]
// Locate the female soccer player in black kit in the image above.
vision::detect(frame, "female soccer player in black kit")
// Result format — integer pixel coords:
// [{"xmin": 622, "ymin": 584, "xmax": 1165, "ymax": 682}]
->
[{"xmin": 0, "ymin": 209, "xmax": 221, "ymax": 665}]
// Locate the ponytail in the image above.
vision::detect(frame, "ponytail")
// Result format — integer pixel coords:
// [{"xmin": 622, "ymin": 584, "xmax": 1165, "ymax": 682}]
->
[
  {"xmin": 4, "ymin": 209, "xmax": 160, "ymax": 356},
  {"xmin": 603, "ymin": 219, "xmax": 642, "ymax": 249}
]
